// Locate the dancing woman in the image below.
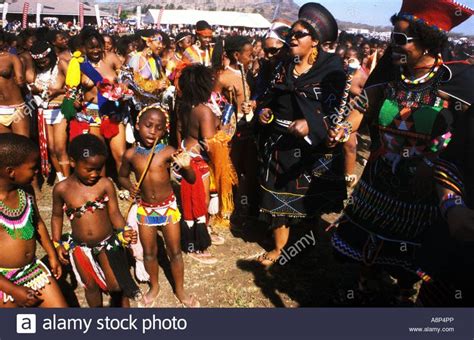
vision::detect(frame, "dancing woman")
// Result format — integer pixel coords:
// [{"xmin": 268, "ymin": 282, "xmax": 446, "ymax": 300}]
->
[
  {"xmin": 257, "ymin": 3, "xmax": 346, "ymax": 266},
  {"xmin": 330, "ymin": 0, "xmax": 473, "ymax": 305}
]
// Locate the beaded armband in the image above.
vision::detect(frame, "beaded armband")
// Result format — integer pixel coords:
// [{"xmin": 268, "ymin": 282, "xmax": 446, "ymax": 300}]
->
[
  {"xmin": 52, "ymin": 237, "xmax": 72, "ymax": 252},
  {"xmin": 439, "ymin": 193, "xmax": 466, "ymax": 220}
]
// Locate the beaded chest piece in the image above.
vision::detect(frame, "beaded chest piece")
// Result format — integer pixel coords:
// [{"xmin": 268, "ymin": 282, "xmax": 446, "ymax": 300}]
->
[{"xmin": 0, "ymin": 189, "xmax": 36, "ymax": 240}]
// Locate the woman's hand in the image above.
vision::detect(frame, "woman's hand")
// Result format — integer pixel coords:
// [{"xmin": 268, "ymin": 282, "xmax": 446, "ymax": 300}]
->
[
  {"xmin": 326, "ymin": 127, "xmax": 344, "ymax": 148},
  {"xmin": 288, "ymin": 119, "xmax": 309, "ymax": 137},
  {"xmin": 447, "ymin": 205, "xmax": 474, "ymax": 242},
  {"xmin": 241, "ymin": 101, "xmax": 253, "ymax": 115},
  {"xmin": 47, "ymin": 88, "xmax": 62, "ymax": 98},
  {"xmin": 29, "ymin": 84, "xmax": 42, "ymax": 95},
  {"xmin": 12, "ymin": 286, "xmax": 40, "ymax": 307},
  {"xmin": 258, "ymin": 108, "xmax": 273, "ymax": 124}
]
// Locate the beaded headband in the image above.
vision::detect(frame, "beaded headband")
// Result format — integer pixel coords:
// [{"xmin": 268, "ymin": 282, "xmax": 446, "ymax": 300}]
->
[
  {"xmin": 136, "ymin": 104, "xmax": 170, "ymax": 145},
  {"xmin": 137, "ymin": 103, "xmax": 170, "ymax": 130},
  {"xmin": 31, "ymin": 47, "xmax": 52, "ymax": 60},
  {"xmin": 141, "ymin": 35, "xmax": 163, "ymax": 43},
  {"xmin": 176, "ymin": 34, "xmax": 192, "ymax": 43}
]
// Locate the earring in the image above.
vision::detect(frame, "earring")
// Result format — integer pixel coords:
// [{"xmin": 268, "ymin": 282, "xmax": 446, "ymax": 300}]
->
[
  {"xmin": 308, "ymin": 47, "xmax": 318, "ymax": 64},
  {"xmin": 146, "ymin": 48, "xmax": 153, "ymax": 57}
]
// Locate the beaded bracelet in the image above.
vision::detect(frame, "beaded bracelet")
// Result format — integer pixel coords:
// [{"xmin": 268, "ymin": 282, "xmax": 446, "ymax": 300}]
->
[
  {"xmin": 116, "ymin": 226, "xmax": 132, "ymax": 246},
  {"xmin": 258, "ymin": 109, "xmax": 274, "ymax": 124},
  {"xmin": 440, "ymin": 195, "xmax": 466, "ymax": 219},
  {"xmin": 337, "ymin": 121, "xmax": 353, "ymax": 143},
  {"xmin": 53, "ymin": 239, "xmax": 71, "ymax": 252}
]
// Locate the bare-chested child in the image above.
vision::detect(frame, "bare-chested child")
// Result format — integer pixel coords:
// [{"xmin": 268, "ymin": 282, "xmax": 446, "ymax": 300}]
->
[
  {"xmin": 30, "ymin": 41, "xmax": 70, "ymax": 180},
  {"xmin": 118, "ymin": 106, "xmax": 200, "ymax": 307},
  {"xmin": 52, "ymin": 134, "xmax": 140, "ymax": 307},
  {"xmin": 0, "ymin": 133, "xmax": 66, "ymax": 307}
]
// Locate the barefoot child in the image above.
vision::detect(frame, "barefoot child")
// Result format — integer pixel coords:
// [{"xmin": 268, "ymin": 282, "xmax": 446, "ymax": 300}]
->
[
  {"xmin": 0, "ymin": 133, "xmax": 67, "ymax": 307},
  {"xmin": 52, "ymin": 134, "xmax": 140, "ymax": 307},
  {"xmin": 119, "ymin": 105, "xmax": 200, "ymax": 307}
]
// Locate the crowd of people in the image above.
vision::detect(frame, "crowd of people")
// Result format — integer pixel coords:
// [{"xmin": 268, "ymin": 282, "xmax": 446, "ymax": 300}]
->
[{"xmin": 0, "ymin": 0, "xmax": 473, "ymax": 308}]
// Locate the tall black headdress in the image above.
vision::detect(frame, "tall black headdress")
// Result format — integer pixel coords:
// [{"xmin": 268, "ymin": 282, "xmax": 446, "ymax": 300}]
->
[{"xmin": 298, "ymin": 3, "xmax": 338, "ymax": 43}]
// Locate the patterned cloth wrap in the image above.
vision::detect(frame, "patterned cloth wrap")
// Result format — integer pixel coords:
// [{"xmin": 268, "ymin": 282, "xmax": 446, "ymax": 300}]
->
[
  {"xmin": 0, "ymin": 259, "xmax": 51, "ymax": 304},
  {"xmin": 136, "ymin": 193, "xmax": 181, "ymax": 227},
  {"xmin": 64, "ymin": 232, "xmax": 141, "ymax": 299}
]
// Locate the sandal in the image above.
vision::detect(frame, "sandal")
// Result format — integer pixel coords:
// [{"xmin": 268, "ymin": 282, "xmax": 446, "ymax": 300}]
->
[
  {"xmin": 176, "ymin": 295, "xmax": 200, "ymax": 308},
  {"xmin": 188, "ymin": 252, "xmax": 218, "ymax": 265},
  {"xmin": 210, "ymin": 233, "xmax": 225, "ymax": 245},
  {"xmin": 256, "ymin": 251, "xmax": 281, "ymax": 267},
  {"xmin": 208, "ymin": 227, "xmax": 225, "ymax": 245},
  {"xmin": 138, "ymin": 290, "xmax": 160, "ymax": 308}
]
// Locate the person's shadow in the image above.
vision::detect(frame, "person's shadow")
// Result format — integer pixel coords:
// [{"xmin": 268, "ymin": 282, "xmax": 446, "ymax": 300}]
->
[
  {"xmin": 41, "ymin": 255, "xmax": 81, "ymax": 307},
  {"xmin": 235, "ymin": 219, "xmax": 361, "ymax": 307}
]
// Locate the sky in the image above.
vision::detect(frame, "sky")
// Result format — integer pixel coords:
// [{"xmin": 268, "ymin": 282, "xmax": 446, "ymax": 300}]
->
[{"xmin": 294, "ymin": 0, "xmax": 474, "ymax": 35}]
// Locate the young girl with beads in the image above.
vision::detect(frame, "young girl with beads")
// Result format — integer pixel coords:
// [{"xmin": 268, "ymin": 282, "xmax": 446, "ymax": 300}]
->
[
  {"xmin": 118, "ymin": 105, "xmax": 200, "ymax": 307},
  {"xmin": 0, "ymin": 133, "xmax": 67, "ymax": 307},
  {"xmin": 51, "ymin": 134, "xmax": 140, "ymax": 307}
]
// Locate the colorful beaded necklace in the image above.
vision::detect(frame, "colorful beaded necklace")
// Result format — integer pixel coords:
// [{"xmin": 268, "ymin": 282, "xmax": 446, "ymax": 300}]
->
[
  {"xmin": 400, "ymin": 54, "xmax": 442, "ymax": 85},
  {"xmin": 0, "ymin": 189, "xmax": 35, "ymax": 240}
]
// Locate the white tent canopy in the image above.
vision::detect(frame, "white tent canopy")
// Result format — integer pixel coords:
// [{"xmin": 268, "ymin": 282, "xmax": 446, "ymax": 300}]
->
[{"xmin": 143, "ymin": 9, "xmax": 271, "ymax": 28}]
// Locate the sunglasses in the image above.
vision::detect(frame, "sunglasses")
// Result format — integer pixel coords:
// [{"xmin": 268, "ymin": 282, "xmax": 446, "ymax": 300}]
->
[
  {"xmin": 288, "ymin": 30, "xmax": 312, "ymax": 41},
  {"xmin": 151, "ymin": 36, "xmax": 163, "ymax": 43},
  {"xmin": 391, "ymin": 32, "xmax": 417, "ymax": 46},
  {"xmin": 263, "ymin": 46, "xmax": 282, "ymax": 55}
]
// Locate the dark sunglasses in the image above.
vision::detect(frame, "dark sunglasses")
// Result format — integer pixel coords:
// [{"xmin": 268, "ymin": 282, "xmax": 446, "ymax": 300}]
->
[
  {"xmin": 263, "ymin": 46, "xmax": 282, "ymax": 55},
  {"xmin": 288, "ymin": 30, "xmax": 312, "ymax": 41},
  {"xmin": 391, "ymin": 32, "xmax": 417, "ymax": 46}
]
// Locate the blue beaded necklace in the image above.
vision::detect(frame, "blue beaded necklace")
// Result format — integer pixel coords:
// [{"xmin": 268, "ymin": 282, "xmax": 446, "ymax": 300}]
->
[{"xmin": 135, "ymin": 142, "xmax": 166, "ymax": 156}]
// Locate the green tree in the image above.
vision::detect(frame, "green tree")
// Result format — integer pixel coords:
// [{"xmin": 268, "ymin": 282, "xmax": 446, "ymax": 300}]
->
[{"xmin": 120, "ymin": 10, "xmax": 129, "ymax": 21}]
